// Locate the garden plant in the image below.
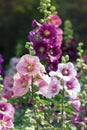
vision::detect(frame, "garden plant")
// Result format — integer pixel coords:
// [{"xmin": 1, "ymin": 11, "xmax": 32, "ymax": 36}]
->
[{"xmin": 0, "ymin": 0, "xmax": 87, "ymax": 130}]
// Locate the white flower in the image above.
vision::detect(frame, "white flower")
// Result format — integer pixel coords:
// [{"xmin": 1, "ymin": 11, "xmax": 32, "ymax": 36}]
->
[
  {"xmin": 45, "ymin": 76, "xmax": 61, "ymax": 98},
  {"xmin": 50, "ymin": 62, "xmax": 77, "ymax": 81},
  {"xmin": 64, "ymin": 78, "xmax": 81, "ymax": 98}
]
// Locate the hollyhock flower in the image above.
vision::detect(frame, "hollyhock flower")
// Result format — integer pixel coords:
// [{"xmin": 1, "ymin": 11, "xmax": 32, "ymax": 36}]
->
[
  {"xmin": 71, "ymin": 112, "xmax": 83, "ymax": 126},
  {"xmin": 2, "ymin": 76, "xmax": 14, "ymax": 99},
  {"xmin": 39, "ymin": 63, "xmax": 46, "ymax": 73},
  {"xmin": 0, "ymin": 101, "xmax": 15, "ymax": 129},
  {"xmin": 32, "ymin": 20, "xmax": 40, "ymax": 28},
  {"xmin": 5, "ymin": 69, "xmax": 16, "ymax": 78},
  {"xmin": 6, "ymin": 104, "xmax": 15, "ymax": 121},
  {"xmin": 48, "ymin": 46, "xmax": 62, "ymax": 61},
  {"xmin": 10, "ymin": 57, "xmax": 20, "ymax": 70},
  {"xmin": 56, "ymin": 28, "xmax": 63, "ymax": 47},
  {"xmin": 3, "ymin": 76, "xmax": 13, "ymax": 91},
  {"xmin": 39, "ymin": 23, "xmax": 57, "ymax": 43},
  {"xmin": 0, "ymin": 101, "xmax": 11, "ymax": 115},
  {"xmin": 33, "ymin": 41, "xmax": 49, "ymax": 60},
  {"xmin": 66, "ymin": 46, "xmax": 78, "ymax": 62},
  {"xmin": 13, "ymin": 72, "xmax": 31, "ymax": 97},
  {"xmin": 0, "ymin": 54, "xmax": 4, "ymax": 76},
  {"xmin": 50, "ymin": 62, "xmax": 77, "ymax": 81},
  {"xmin": 16, "ymin": 54, "xmax": 42, "ymax": 77},
  {"xmin": 83, "ymin": 55, "xmax": 87, "ymax": 63},
  {"xmin": 70, "ymin": 98, "xmax": 81, "ymax": 112},
  {"xmin": 0, "ymin": 113, "xmax": 3, "ymax": 120},
  {"xmin": 45, "ymin": 76, "xmax": 61, "ymax": 98},
  {"xmin": 34, "ymin": 72, "xmax": 50, "ymax": 95},
  {"xmin": 64, "ymin": 78, "xmax": 81, "ymax": 98},
  {"xmin": 61, "ymin": 38, "xmax": 78, "ymax": 62},
  {"xmin": 2, "ymin": 115, "xmax": 14, "ymax": 129},
  {"xmin": 48, "ymin": 14, "xmax": 62, "ymax": 28},
  {"xmin": 2, "ymin": 88, "xmax": 13, "ymax": 99},
  {"xmin": 28, "ymin": 30, "xmax": 41, "ymax": 43},
  {"xmin": 57, "ymin": 28, "xmax": 63, "ymax": 35},
  {"xmin": 47, "ymin": 59, "xmax": 59, "ymax": 71}
]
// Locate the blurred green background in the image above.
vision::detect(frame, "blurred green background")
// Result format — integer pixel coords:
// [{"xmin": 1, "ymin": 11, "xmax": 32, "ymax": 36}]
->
[{"xmin": 0, "ymin": 0, "xmax": 87, "ymax": 65}]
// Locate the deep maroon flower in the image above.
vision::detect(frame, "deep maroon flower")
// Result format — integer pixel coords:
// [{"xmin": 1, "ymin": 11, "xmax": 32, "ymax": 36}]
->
[
  {"xmin": 61, "ymin": 38, "xmax": 78, "ymax": 62},
  {"xmin": 48, "ymin": 46, "xmax": 62, "ymax": 62},
  {"xmin": 0, "ymin": 113, "xmax": 3, "ymax": 120},
  {"xmin": 33, "ymin": 41, "xmax": 49, "ymax": 60},
  {"xmin": 47, "ymin": 59, "xmax": 59, "ymax": 71},
  {"xmin": 39, "ymin": 23, "xmax": 57, "ymax": 43}
]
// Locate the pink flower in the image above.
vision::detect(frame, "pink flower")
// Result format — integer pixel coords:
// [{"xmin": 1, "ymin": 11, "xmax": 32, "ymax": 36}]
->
[
  {"xmin": 0, "ymin": 101, "xmax": 12, "ymax": 115},
  {"xmin": 71, "ymin": 112, "xmax": 82, "ymax": 125},
  {"xmin": 3, "ymin": 76, "xmax": 13, "ymax": 91},
  {"xmin": 16, "ymin": 54, "xmax": 42, "ymax": 77},
  {"xmin": 2, "ymin": 115, "xmax": 14, "ymax": 129},
  {"xmin": 48, "ymin": 14, "xmax": 62, "ymax": 28},
  {"xmin": 2, "ymin": 76, "xmax": 14, "ymax": 99},
  {"xmin": 50, "ymin": 62, "xmax": 77, "ymax": 81},
  {"xmin": 2, "ymin": 88, "xmax": 13, "ymax": 99},
  {"xmin": 10, "ymin": 57, "xmax": 20, "ymax": 70},
  {"xmin": 0, "ymin": 101, "xmax": 15, "ymax": 129},
  {"xmin": 70, "ymin": 98, "xmax": 81, "ymax": 112},
  {"xmin": 34, "ymin": 72, "xmax": 50, "ymax": 95},
  {"xmin": 64, "ymin": 78, "xmax": 81, "ymax": 98},
  {"xmin": 13, "ymin": 72, "xmax": 31, "ymax": 97},
  {"xmin": 39, "ymin": 63, "xmax": 46, "ymax": 73},
  {"xmin": 45, "ymin": 76, "xmax": 61, "ymax": 98},
  {"xmin": 56, "ymin": 28, "xmax": 63, "ymax": 47}
]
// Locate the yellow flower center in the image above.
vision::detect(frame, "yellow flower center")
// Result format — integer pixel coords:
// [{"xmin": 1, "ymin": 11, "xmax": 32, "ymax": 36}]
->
[
  {"xmin": 51, "ymin": 20, "xmax": 56, "ymax": 24},
  {"xmin": 0, "ymin": 106, "xmax": 5, "ymax": 111},
  {"xmin": 39, "ymin": 47, "xmax": 45, "ymax": 54},
  {"xmin": 43, "ymin": 30, "xmax": 50, "ymax": 37},
  {"xmin": 22, "ymin": 81, "xmax": 27, "ymax": 87},
  {"xmin": 28, "ymin": 65, "xmax": 33, "ymax": 71},
  {"xmin": 62, "ymin": 69, "xmax": 69, "ymax": 76},
  {"xmin": 49, "ymin": 50, "xmax": 53, "ymax": 55}
]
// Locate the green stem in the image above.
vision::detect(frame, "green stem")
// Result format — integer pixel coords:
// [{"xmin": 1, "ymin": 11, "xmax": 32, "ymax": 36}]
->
[
  {"xmin": 61, "ymin": 86, "xmax": 64, "ymax": 130},
  {"xmin": 31, "ymin": 77, "xmax": 39, "ymax": 130}
]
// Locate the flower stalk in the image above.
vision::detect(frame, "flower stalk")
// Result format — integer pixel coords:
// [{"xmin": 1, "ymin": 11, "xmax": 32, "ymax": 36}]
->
[
  {"xmin": 31, "ymin": 77, "xmax": 39, "ymax": 130},
  {"xmin": 61, "ymin": 86, "xmax": 65, "ymax": 130}
]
